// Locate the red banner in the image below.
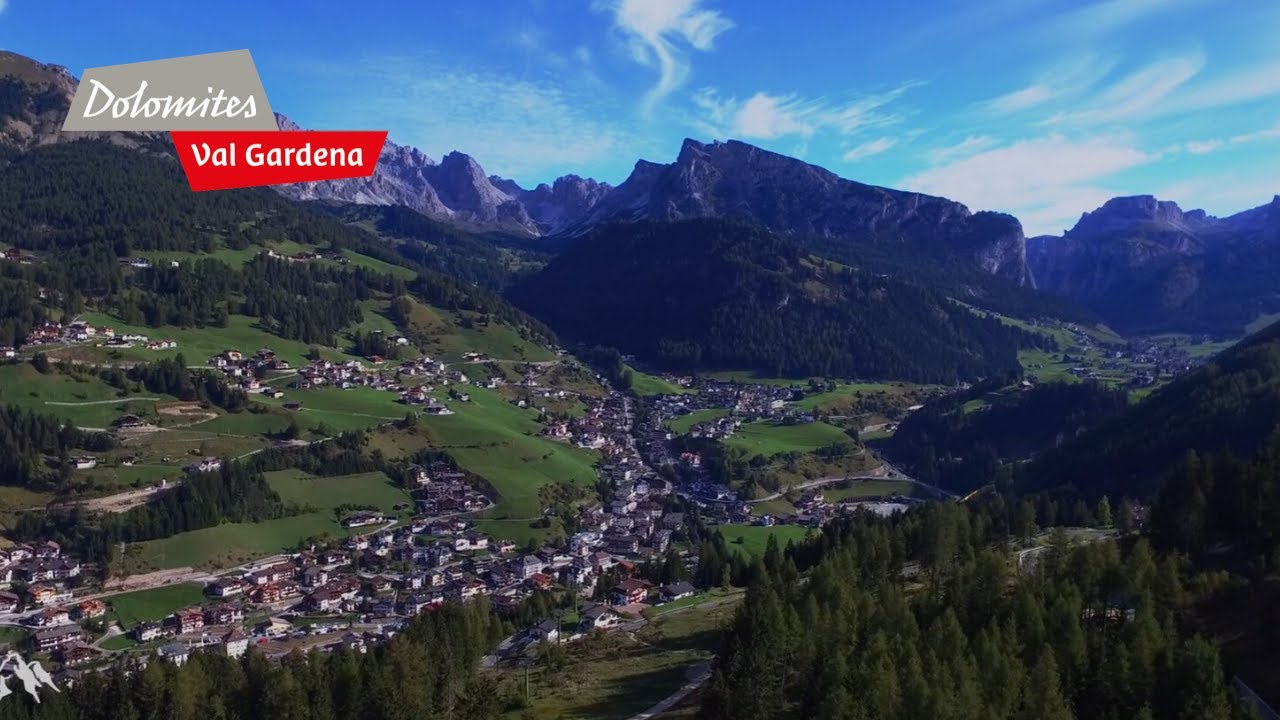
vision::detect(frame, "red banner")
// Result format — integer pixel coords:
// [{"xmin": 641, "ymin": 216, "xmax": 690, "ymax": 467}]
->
[{"xmin": 170, "ymin": 130, "xmax": 388, "ymax": 191}]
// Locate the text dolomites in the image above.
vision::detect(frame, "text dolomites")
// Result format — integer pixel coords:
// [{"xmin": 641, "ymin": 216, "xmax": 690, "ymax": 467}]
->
[{"xmin": 189, "ymin": 142, "xmax": 365, "ymax": 167}]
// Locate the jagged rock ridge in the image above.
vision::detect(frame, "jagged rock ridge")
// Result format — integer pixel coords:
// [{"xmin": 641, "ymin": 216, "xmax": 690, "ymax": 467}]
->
[
  {"xmin": 567, "ymin": 138, "xmax": 1033, "ymax": 286},
  {"xmin": 1028, "ymin": 194, "xmax": 1280, "ymax": 333}
]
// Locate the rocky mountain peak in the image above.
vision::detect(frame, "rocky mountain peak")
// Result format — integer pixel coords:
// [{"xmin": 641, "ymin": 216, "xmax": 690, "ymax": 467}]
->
[{"xmin": 1067, "ymin": 195, "xmax": 1198, "ymax": 239}]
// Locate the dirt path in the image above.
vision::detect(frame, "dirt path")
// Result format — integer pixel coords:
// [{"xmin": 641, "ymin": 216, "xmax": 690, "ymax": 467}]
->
[
  {"xmin": 625, "ymin": 662, "xmax": 712, "ymax": 720},
  {"xmin": 45, "ymin": 397, "xmax": 160, "ymax": 406}
]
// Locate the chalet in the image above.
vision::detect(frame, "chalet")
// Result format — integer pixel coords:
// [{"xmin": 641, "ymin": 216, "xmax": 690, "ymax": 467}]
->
[
  {"xmin": 529, "ymin": 619, "xmax": 560, "ymax": 643},
  {"xmin": 249, "ymin": 583, "xmax": 282, "ymax": 604},
  {"xmin": 26, "ymin": 583, "xmax": 65, "ymax": 606},
  {"xmin": 528, "ymin": 573, "xmax": 554, "ymax": 591},
  {"xmin": 578, "ymin": 603, "xmax": 624, "ymax": 632},
  {"xmin": 659, "ymin": 582, "xmax": 697, "ymax": 603},
  {"xmin": 133, "ymin": 622, "xmax": 163, "ymax": 642},
  {"xmin": 301, "ymin": 566, "xmax": 330, "ymax": 587},
  {"xmin": 519, "ymin": 555, "xmax": 545, "ymax": 580},
  {"xmin": 208, "ymin": 578, "xmax": 245, "ymax": 597},
  {"xmin": 341, "ymin": 512, "xmax": 385, "ymax": 529},
  {"xmin": 611, "ymin": 578, "xmax": 652, "ymax": 606},
  {"xmin": 206, "ymin": 604, "xmax": 244, "ymax": 626},
  {"xmin": 157, "ymin": 643, "xmax": 190, "ymax": 667},
  {"xmin": 70, "ymin": 456, "xmax": 98, "ymax": 471},
  {"xmin": 608, "ymin": 535, "xmax": 641, "ymax": 555},
  {"xmin": 366, "ymin": 576, "xmax": 393, "ymax": 594},
  {"xmin": 172, "ymin": 609, "xmax": 204, "ymax": 634},
  {"xmin": 30, "ymin": 607, "xmax": 70, "ymax": 627},
  {"xmin": 220, "ymin": 628, "xmax": 250, "ymax": 658},
  {"xmin": 322, "ymin": 549, "xmax": 348, "ymax": 565},
  {"xmin": 34, "ymin": 625, "xmax": 83, "ymax": 652},
  {"xmin": 56, "ymin": 643, "xmax": 96, "ymax": 666},
  {"xmin": 8, "ymin": 544, "xmax": 32, "ymax": 562},
  {"xmin": 0, "ymin": 591, "xmax": 19, "ymax": 612},
  {"xmin": 75, "ymin": 599, "xmax": 107, "ymax": 620},
  {"xmin": 0, "ymin": 348, "xmax": 11, "ymax": 360}
]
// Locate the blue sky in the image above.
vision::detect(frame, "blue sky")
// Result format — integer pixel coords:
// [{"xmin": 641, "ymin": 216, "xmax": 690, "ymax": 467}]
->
[{"xmin": 2, "ymin": 0, "xmax": 1279, "ymax": 235}]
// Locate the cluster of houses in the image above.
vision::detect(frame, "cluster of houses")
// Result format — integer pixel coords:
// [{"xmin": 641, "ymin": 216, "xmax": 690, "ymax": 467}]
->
[
  {"xmin": 0, "ymin": 542, "xmax": 83, "ymax": 607},
  {"xmin": 264, "ymin": 249, "xmax": 350, "ymax": 265},
  {"xmin": 19, "ymin": 320, "xmax": 176, "ymax": 351}
]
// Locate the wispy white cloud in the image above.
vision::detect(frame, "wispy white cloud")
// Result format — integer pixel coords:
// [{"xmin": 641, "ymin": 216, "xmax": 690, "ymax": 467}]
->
[
  {"xmin": 1184, "ymin": 140, "xmax": 1222, "ymax": 154},
  {"xmin": 1179, "ymin": 121, "xmax": 1280, "ymax": 155},
  {"xmin": 691, "ymin": 84, "xmax": 915, "ymax": 141},
  {"xmin": 842, "ymin": 137, "xmax": 897, "ymax": 163},
  {"xmin": 290, "ymin": 55, "xmax": 637, "ymax": 185},
  {"xmin": 1044, "ymin": 52, "xmax": 1204, "ymax": 125},
  {"xmin": 599, "ymin": 0, "xmax": 733, "ymax": 111},
  {"xmin": 901, "ymin": 134, "xmax": 1154, "ymax": 235},
  {"xmin": 926, "ymin": 135, "xmax": 998, "ymax": 163},
  {"xmin": 1048, "ymin": 0, "xmax": 1211, "ymax": 40},
  {"xmin": 1161, "ymin": 58, "xmax": 1280, "ymax": 115},
  {"xmin": 982, "ymin": 55, "xmax": 1112, "ymax": 114}
]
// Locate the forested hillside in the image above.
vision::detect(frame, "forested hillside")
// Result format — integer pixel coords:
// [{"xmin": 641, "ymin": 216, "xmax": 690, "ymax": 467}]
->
[
  {"xmin": 1023, "ymin": 319, "xmax": 1280, "ymax": 499},
  {"xmin": 883, "ymin": 381, "xmax": 1131, "ymax": 494},
  {"xmin": 0, "ymin": 139, "xmax": 554, "ymax": 349},
  {"xmin": 512, "ymin": 219, "xmax": 1052, "ymax": 383},
  {"xmin": 700, "ymin": 505, "xmax": 1249, "ymax": 720}
]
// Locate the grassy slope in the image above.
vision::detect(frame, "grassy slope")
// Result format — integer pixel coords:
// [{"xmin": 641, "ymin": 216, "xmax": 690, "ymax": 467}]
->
[
  {"xmin": 265, "ymin": 469, "xmax": 412, "ymax": 515},
  {"xmin": 121, "ymin": 514, "xmax": 349, "ymax": 572},
  {"xmin": 666, "ymin": 409, "xmax": 729, "ymax": 435},
  {"xmin": 724, "ymin": 421, "xmax": 852, "ymax": 457},
  {"xmin": 0, "ymin": 363, "xmax": 174, "ymax": 428},
  {"xmin": 716, "ymin": 524, "xmax": 813, "ymax": 558}
]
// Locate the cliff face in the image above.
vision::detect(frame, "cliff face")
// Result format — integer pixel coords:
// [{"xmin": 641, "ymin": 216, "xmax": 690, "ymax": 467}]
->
[
  {"xmin": 1028, "ymin": 195, "xmax": 1280, "ymax": 333},
  {"xmin": 568, "ymin": 138, "xmax": 1033, "ymax": 286}
]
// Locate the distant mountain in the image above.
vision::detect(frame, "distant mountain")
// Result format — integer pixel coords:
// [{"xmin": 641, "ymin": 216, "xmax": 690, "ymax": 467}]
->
[
  {"xmin": 273, "ymin": 113, "xmax": 611, "ymax": 237},
  {"xmin": 510, "ymin": 218, "xmax": 1051, "ymax": 384},
  {"xmin": 566, "ymin": 138, "xmax": 1034, "ymax": 287},
  {"xmin": 1028, "ymin": 194, "xmax": 1280, "ymax": 334},
  {"xmin": 1022, "ymin": 317, "xmax": 1280, "ymax": 499}
]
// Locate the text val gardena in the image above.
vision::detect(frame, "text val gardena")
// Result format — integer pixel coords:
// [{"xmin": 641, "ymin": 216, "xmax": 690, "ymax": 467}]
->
[{"xmin": 190, "ymin": 141, "xmax": 365, "ymax": 168}]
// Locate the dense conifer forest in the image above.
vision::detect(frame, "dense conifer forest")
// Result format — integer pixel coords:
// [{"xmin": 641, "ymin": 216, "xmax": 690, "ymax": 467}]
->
[
  {"xmin": 699, "ymin": 504, "xmax": 1253, "ymax": 720},
  {"xmin": 512, "ymin": 219, "xmax": 1054, "ymax": 383},
  {"xmin": 883, "ymin": 381, "xmax": 1131, "ymax": 494}
]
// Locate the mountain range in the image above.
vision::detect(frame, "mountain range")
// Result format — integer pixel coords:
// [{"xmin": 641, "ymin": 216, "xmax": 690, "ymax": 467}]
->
[
  {"xmin": 3, "ymin": 49, "xmax": 1279, "ymax": 337},
  {"xmin": 1029, "ymin": 194, "xmax": 1280, "ymax": 334}
]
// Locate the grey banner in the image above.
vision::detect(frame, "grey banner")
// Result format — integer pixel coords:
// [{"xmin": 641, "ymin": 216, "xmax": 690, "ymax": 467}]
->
[{"xmin": 62, "ymin": 49, "xmax": 277, "ymax": 131}]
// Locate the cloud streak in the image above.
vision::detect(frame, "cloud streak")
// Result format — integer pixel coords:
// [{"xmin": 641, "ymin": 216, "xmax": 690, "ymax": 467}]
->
[
  {"xmin": 602, "ymin": 0, "xmax": 733, "ymax": 111},
  {"xmin": 692, "ymin": 83, "xmax": 916, "ymax": 142},
  {"xmin": 842, "ymin": 137, "xmax": 897, "ymax": 162}
]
